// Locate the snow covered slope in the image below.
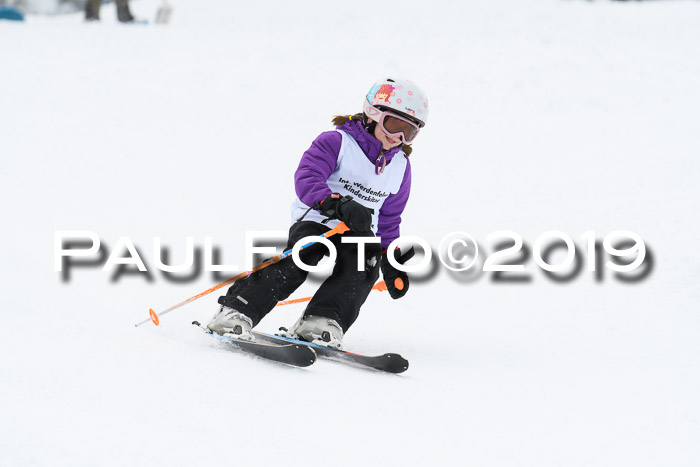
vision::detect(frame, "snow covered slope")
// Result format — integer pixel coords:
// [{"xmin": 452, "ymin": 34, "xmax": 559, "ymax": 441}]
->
[{"xmin": 1, "ymin": 1, "xmax": 699, "ymax": 466}]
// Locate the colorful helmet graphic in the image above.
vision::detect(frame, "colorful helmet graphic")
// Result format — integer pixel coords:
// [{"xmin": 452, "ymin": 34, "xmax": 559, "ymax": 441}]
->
[{"xmin": 363, "ymin": 77, "xmax": 429, "ymax": 128}]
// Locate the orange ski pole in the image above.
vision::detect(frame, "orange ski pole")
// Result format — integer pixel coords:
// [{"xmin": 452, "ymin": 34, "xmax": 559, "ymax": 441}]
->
[
  {"xmin": 274, "ymin": 278, "xmax": 403, "ymax": 307},
  {"xmin": 135, "ymin": 222, "xmax": 350, "ymax": 327}
]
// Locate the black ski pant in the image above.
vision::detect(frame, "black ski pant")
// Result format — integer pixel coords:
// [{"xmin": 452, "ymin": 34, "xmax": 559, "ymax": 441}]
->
[{"xmin": 218, "ymin": 222, "xmax": 381, "ymax": 333}]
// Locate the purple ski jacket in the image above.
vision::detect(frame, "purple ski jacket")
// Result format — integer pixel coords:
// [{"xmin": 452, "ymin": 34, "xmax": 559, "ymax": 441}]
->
[{"xmin": 294, "ymin": 119, "xmax": 412, "ymax": 250}]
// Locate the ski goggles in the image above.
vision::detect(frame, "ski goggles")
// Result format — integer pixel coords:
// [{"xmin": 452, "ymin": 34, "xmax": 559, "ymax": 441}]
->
[{"xmin": 363, "ymin": 102, "xmax": 422, "ymax": 143}]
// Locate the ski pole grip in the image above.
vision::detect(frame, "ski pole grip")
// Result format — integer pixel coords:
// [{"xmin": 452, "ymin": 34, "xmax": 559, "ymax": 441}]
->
[{"xmin": 333, "ymin": 222, "xmax": 350, "ymax": 235}]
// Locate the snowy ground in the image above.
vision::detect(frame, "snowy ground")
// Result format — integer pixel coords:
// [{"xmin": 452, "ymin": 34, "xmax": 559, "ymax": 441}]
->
[{"xmin": 1, "ymin": 0, "xmax": 699, "ymax": 465}]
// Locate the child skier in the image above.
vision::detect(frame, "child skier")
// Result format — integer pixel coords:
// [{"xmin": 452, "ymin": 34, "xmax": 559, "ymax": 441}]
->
[{"xmin": 207, "ymin": 77, "xmax": 429, "ymax": 349}]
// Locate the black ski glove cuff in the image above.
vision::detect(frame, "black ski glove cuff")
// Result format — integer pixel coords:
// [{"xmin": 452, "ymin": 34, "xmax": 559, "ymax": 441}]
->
[
  {"xmin": 381, "ymin": 247, "xmax": 415, "ymax": 299},
  {"xmin": 315, "ymin": 193, "xmax": 374, "ymax": 233}
]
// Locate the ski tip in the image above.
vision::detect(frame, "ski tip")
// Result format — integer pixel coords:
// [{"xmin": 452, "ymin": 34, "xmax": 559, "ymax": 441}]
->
[
  {"xmin": 296, "ymin": 345, "xmax": 318, "ymax": 367},
  {"xmin": 382, "ymin": 353, "xmax": 409, "ymax": 374}
]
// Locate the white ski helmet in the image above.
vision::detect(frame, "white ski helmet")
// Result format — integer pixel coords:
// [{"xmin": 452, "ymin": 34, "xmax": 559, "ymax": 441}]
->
[{"xmin": 363, "ymin": 77, "xmax": 429, "ymax": 127}]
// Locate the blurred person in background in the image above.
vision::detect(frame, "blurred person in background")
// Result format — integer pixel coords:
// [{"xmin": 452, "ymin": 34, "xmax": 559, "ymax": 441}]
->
[{"xmin": 85, "ymin": 0, "xmax": 134, "ymax": 23}]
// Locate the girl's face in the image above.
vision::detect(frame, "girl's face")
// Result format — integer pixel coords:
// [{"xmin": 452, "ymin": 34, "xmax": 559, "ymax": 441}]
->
[{"xmin": 374, "ymin": 124, "xmax": 403, "ymax": 150}]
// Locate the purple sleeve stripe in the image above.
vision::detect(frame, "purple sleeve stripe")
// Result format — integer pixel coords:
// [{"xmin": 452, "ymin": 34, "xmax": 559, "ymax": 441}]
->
[{"xmin": 294, "ymin": 131, "xmax": 342, "ymax": 207}]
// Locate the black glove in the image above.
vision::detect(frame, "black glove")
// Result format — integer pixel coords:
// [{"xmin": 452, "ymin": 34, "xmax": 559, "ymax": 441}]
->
[
  {"xmin": 316, "ymin": 193, "xmax": 374, "ymax": 233},
  {"xmin": 381, "ymin": 247, "xmax": 415, "ymax": 299}
]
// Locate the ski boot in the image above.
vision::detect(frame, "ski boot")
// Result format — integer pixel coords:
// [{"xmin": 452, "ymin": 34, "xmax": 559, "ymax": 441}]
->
[
  {"xmin": 283, "ymin": 315, "xmax": 344, "ymax": 350},
  {"xmin": 207, "ymin": 305, "xmax": 254, "ymax": 341}
]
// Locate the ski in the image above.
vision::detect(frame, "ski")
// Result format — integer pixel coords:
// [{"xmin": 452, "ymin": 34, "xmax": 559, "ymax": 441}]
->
[
  {"xmin": 252, "ymin": 331, "xmax": 409, "ymax": 374},
  {"xmin": 192, "ymin": 321, "xmax": 317, "ymax": 368}
]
